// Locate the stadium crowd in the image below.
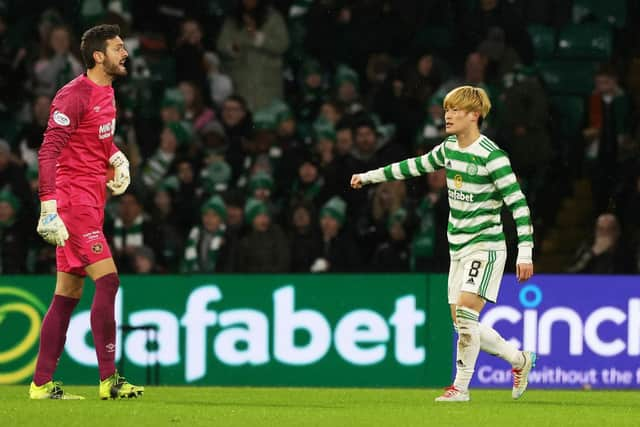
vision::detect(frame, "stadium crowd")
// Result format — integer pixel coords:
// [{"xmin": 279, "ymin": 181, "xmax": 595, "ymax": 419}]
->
[{"xmin": 0, "ymin": 0, "xmax": 639, "ymax": 274}]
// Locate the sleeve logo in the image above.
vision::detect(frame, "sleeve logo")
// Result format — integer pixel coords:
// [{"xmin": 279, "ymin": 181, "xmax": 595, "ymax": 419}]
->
[{"xmin": 53, "ymin": 111, "xmax": 70, "ymax": 126}]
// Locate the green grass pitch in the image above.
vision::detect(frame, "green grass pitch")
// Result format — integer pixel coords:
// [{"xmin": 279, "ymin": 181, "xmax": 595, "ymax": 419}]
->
[{"xmin": 2, "ymin": 386, "xmax": 639, "ymax": 426}]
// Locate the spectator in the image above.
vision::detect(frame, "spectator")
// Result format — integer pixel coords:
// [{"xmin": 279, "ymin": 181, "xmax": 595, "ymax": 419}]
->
[
  {"xmin": 109, "ymin": 192, "xmax": 159, "ymax": 273},
  {"xmin": 148, "ymin": 179, "xmax": 184, "ymax": 272},
  {"xmin": 333, "ymin": 64, "xmax": 362, "ymax": 113},
  {"xmin": 583, "ymin": 65, "xmax": 632, "ymax": 215},
  {"xmin": 0, "ymin": 190, "xmax": 28, "ymax": 273},
  {"xmin": 411, "ymin": 169, "xmax": 450, "ymax": 273},
  {"xmin": 370, "ymin": 208, "xmax": 411, "ymax": 272},
  {"xmin": 0, "ymin": 12, "xmax": 27, "ymax": 114},
  {"xmin": 141, "ymin": 122, "xmax": 189, "ymax": 190},
  {"xmin": 233, "ymin": 197, "xmax": 290, "ymax": 272},
  {"xmin": 32, "ymin": 25, "xmax": 83, "ymax": 97},
  {"xmin": 217, "ymin": 0, "xmax": 290, "ymax": 110},
  {"xmin": 181, "ymin": 195, "xmax": 233, "ymax": 273},
  {"xmin": 175, "ymin": 18, "xmax": 208, "ymax": 94},
  {"xmin": 16, "ymin": 95, "xmax": 51, "ymax": 169},
  {"xmin": 310, "ymin": 196, "xmax": 362, "ymax": 272},
  {"xmin": 221, "ymin": 95, "xmax": 253, "ymax": 182},
  {"xmin": 132, "ymin": 246, "xmax": 160, "ymax": 274},
  {"xmin": 178, "ymin": 80, "xmax": 216, "ymax": 135},
  {"xmin": 288, "ymin": 201, "xmax": 322, "ymax": 272},
  {"xmin": 204, "ymin": 51, "xmax": 233, "ymax": 107},
  {"xmin": 566, "ymin": 213, "xmax": 635, "ymax": 274},
  {"xmin": 0, "ymin": 139, "xmax": 33, "ymax": 217}
]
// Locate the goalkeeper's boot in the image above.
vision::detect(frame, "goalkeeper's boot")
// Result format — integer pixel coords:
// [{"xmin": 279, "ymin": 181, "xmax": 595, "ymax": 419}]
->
[
  {"xmin": 512, "ymin": 351, "xmax": 537, "ymax": 399},
  {"xmin": 435, "ymin": 385, "xmax": 470, "ymax": 402},
  {"xmin": 99, "ymin": 372, "xmax": 144, "ymax": 400},
  {"xmin": 29, "ymin": 381, "xmax": 85, "ymax": 400}
]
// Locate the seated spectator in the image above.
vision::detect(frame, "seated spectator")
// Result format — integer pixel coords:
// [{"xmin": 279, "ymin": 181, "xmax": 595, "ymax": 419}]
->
[
  {"xmin": 233, "ymin": 198, "xmax": 290, "ymax": 272},
  {"xmin": 179, "ymin": 80, "xmax": 216, "ymax": 134},
  {"xmin": 310, "ymin": 196, "xmax": 362, "ymax": 272},
  {"xmin": 181, "ymin": 195, "xmax": 233, "ymax": 273},
  {"xmin": 288, "ymin": 201, "xmax": 322, "ymax": 272},
  {"xmin": 132, "ymin": 246, "xmax": 160, "ymax": 274},
  {"xmin": 566, "ymin": 213, "xmax": 635, "ymax": 274},
  {"xmin": 148, "ymin": 178, "xmax": 184, "ymax": 272},
  {"xmin": 108, "ymin": 192, "xmax": 159, "ymax": 273},
  {"xmin": 370, "ymin": 208, "xmax": 411, "ymax": 272},
  {"xmin": 204, "ymin": 51, "xmax": 233, "ymax": 107},
  {"xmin": 0, "ymin": 139, "xmax": 33, "ymax": 217},
  {"xmin": 141, "ymin": 122, "xmax": 189, "ymax": 190},
  {"xmin": 0, "ymin": 190, "xmax": 28, "ymax": 273}
]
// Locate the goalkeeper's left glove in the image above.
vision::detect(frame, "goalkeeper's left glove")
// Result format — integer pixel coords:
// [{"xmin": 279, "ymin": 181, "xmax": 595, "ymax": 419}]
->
[{"xmin": 107, "ymin": 151, "xmax": 130, "ymax": 195}]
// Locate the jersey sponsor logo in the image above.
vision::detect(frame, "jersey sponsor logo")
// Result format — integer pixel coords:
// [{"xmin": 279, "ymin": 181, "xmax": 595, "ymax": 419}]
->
[
  {"xmin": 448, "ymin": 189, "xmax": 475, "ymax": 202},
  {"xmin": 454, "ymin": 174, "xmax": 463, "ymax": 188},
  {"xmin": 53, "ymin": 110, "xmax": 70, "ymax": 126},
  {"xmin": 98, "ymin": 118, "xmax": 116, "ymax": 140},
  {"xmin": 466, "ymin": 163, "xmax": 478, "ymax": 176}
]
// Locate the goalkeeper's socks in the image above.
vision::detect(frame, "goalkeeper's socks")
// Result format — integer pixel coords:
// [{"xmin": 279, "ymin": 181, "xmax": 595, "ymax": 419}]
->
[
  {"xmin": 91, "ymin": 273, "xmax": 120, "ymax": 381},
  {"xmin": 453, "ymin": 307, "xmax": 481, "ymax": 392},
  {"xmin": 33, "ymin": 295, "xmax": 79, "ymax": 386},
  {"xmin": 479, "ymin": 322, "xmax": 524, "ymax": 368}
]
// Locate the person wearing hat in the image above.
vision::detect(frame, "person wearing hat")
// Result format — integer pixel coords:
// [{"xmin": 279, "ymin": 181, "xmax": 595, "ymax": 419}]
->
[
  {"xmin": 141, "ymin": 122, "xmax": 191, "ymax": 190},
  {"xmin": 233, "ymin": 197, "xmax": 290, "ymax": 272},
  {"xmin": 310, "ymin": 196, "xmax": 361, "ymax": 273},
  {"xmin": 334, "ymin": 64, "xmax": 360, "ymax": 108},
  {"xmin": 370, "ymin": 208, "xmax": 411, "ymax": 272},
  {"xmin": 0, "ymin": 190, "xmax": 28, "ymax": 273},
  {"xmin": 181, "ymin": 195, "xmax": 232, "ymax": 273}
]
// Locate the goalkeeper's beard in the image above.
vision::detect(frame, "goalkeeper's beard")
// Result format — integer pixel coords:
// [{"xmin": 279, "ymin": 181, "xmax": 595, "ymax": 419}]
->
[{"xmin": 103, "ymin": 57, "xmax": 127, "ymax": 78}]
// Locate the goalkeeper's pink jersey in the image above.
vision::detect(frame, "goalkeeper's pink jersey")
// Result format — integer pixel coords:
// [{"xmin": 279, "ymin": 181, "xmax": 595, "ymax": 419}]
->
[{"xmin": 39, "ymin": 74, "xmax": 120, "ymax": 208}]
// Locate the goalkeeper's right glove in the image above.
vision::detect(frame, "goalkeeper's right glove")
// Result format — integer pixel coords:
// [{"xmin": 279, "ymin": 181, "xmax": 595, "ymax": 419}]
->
[{"xmin": 37, "ymin": 200, "xmax": 69, "ymax": 246}]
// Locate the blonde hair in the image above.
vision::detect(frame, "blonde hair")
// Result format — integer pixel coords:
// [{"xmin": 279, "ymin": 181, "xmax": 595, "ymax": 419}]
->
[{"xmin": 443, "ymin": 85, "xmax": 491, "ymax": 119}]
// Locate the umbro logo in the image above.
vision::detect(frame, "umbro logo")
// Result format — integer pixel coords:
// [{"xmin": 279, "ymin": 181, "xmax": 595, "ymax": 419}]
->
[{"xmin": 93, "ymin": 106, "xmax": 101, "ymax": 112}]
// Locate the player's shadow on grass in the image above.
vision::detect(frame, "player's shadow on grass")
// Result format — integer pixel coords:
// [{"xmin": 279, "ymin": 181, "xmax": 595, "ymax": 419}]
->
[{"xmin": 163, "ymin": 401, "xmax": 347, "ymax": 410}]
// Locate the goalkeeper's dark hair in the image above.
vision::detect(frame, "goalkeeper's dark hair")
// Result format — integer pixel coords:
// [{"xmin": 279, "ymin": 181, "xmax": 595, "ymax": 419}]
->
[{"xmin": 80, "ymin": 24, "xmax": 121, "ymax": 69}]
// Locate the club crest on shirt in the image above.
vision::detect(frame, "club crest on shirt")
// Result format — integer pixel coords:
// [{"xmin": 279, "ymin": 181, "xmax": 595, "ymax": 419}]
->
[
  {"xmin": 91, "ymin": 243, "xmax": 103, "ymax": 254},
  {"xmin": 466, "ymin": 163, "xmax": 478, "ymax": 176},
  {"xmin": 53, "ymin": 111, "xmax": 70, "ymax": 126},
  {"xmin": 454, "ymin": 174, "xmax": 463, "ymax": 188}
]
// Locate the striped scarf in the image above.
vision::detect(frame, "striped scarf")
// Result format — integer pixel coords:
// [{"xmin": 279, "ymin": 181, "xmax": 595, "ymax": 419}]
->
[
  {"xmin": 291, "ymin": 177, "xmax": 324, "ymax": 203},
  {"xmin": 181, "ymin": 224, "xmax": 226, "ymax": 273},
  {"xmin": 142, "ymin": 150, "xmax": 175, "ymax": 189},
  {"xmin": 113, "ymin": 215, "xmax": 144, "ymax": 251}
]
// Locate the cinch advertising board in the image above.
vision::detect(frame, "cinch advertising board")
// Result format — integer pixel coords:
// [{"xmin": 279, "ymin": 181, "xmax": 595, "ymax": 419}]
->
[{"xmin": 470, "ymin": 275, "xmax": 640, "ymax": 389}]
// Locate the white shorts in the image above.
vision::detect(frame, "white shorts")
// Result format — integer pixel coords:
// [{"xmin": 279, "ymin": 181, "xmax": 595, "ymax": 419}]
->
[{"xmin": 447, "ymin": 250, "xmax": 507, "ymax": 304}]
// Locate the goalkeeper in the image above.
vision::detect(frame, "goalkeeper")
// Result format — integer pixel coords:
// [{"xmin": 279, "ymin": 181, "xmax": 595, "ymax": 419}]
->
[
  {"xmin": 30, "ymin": 25, "xmax": 143, "ymax": 400},
  {"xmin": 351, "ymin": 86, "xmax": 535, "ymax": 402}
]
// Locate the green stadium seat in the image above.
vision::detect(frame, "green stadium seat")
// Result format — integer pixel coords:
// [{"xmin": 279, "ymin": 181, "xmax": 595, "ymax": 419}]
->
[
  {"xmin": 536, "ymin": 60, "xmax": 596, "ymax": 96},
  {"xmin": 527, "ymin": 25, "xmax": 556, "ymax": 60},
  {"xmin": 550, "ymin": 96, "xmax": 585, "ymax": 137},
  {"xmin": 556, "ymin": 24, "xmax": 612, "ymax": 61},
  {"xmin": 573, "ymin": 0, "xmax": 627, "ymax": 28}
]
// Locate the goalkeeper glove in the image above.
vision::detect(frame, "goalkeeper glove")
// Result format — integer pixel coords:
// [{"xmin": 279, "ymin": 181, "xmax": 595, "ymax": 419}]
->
[
  {"xmin": 37, "ymin": 200, "xmax": 69, "ymax": 246},
  {"xmin": 106, "ymin": 151, "xmax": 130, "ymax": 195}
]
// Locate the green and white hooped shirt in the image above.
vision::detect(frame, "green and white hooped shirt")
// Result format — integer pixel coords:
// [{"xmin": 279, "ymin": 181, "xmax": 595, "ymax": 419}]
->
[{"xmin": 359, "ymin": 135, "xmax": 534, "ymax": 262}]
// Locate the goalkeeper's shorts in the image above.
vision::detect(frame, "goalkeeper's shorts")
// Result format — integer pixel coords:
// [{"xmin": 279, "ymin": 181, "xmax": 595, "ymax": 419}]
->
[{"xmin": 55, "ymin": 206, "xmax": 112, "ymax": 276}]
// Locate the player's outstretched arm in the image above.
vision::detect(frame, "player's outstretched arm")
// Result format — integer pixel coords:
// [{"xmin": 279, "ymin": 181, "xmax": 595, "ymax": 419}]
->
[
  {"xmin": 37, "ymin": 200, "xmax": 69, "ymax": 246},
  {"xmin": 106, "ymin": 151, "xmax": 130, "ymax": 195}
]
